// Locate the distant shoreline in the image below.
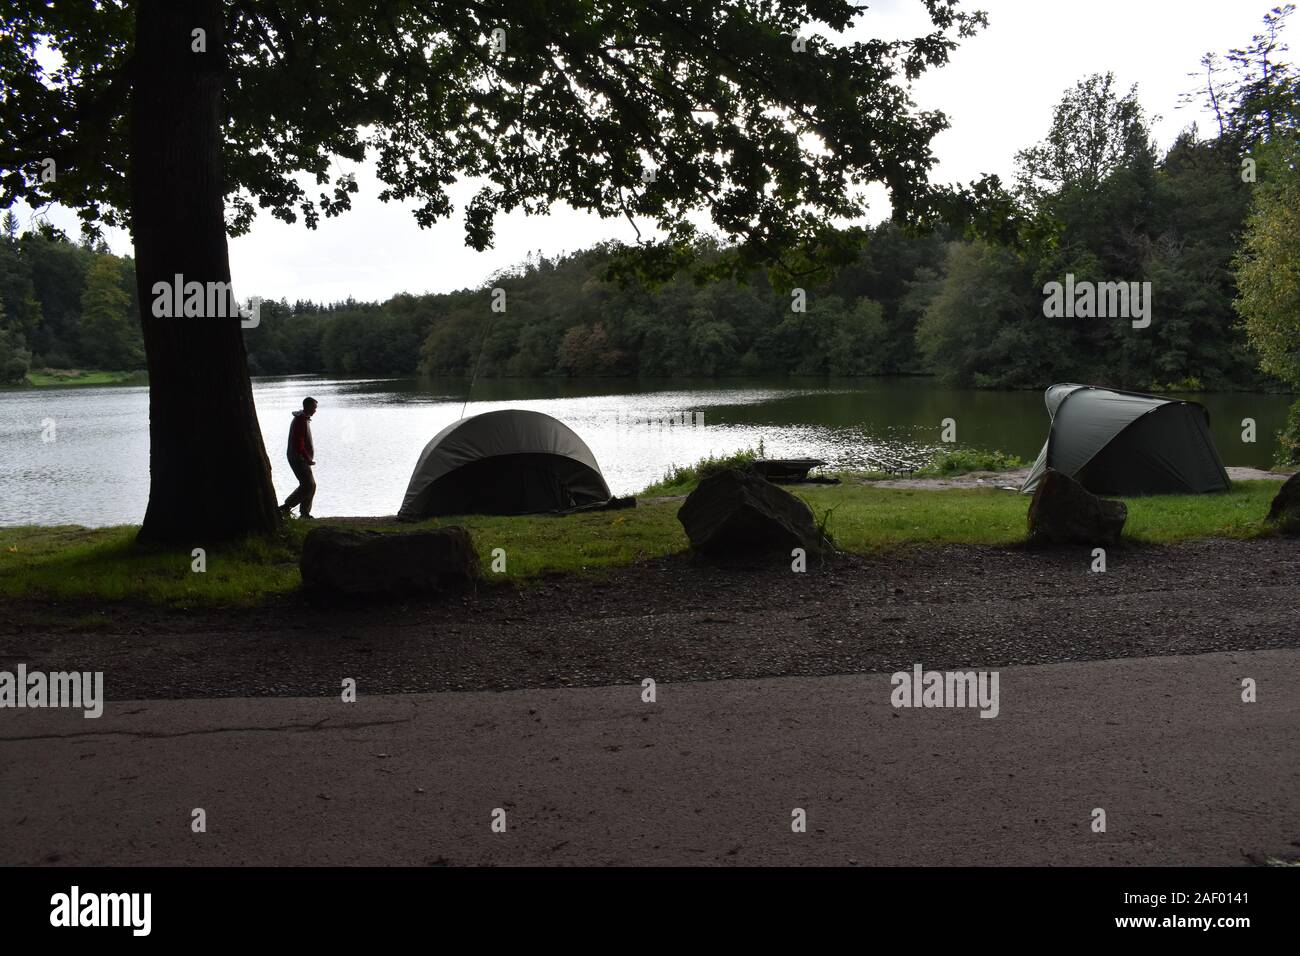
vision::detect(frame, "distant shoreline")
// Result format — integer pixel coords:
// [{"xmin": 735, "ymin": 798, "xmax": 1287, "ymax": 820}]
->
[
  {"xmin": 4, "ymin": 369, "xmax": 1296, "ymax": 398},
  {"xmin": 7, "ymin": 369, "xmax": 148, "ymax": 389}
]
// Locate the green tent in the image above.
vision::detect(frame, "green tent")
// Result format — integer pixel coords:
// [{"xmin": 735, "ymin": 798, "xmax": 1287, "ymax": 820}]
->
[
  {"xmin": 397, "ymin": 409, "xmax": 611, "ymax": 519},
  {"xmin": 1021, "ymin": 384, "xmax": 1230, "ymax": 496}
]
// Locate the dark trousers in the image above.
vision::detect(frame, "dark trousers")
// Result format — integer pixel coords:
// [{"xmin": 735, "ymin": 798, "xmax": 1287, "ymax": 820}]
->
[{"xmin": 284, "ymin": 456, "xmax": 315, "ymax": 516}]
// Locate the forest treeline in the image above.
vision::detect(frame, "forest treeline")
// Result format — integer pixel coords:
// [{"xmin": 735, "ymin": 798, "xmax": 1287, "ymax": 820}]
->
[{"xmin": 2, "ymin": 10, "xmax": 1297, "ymax": 397}]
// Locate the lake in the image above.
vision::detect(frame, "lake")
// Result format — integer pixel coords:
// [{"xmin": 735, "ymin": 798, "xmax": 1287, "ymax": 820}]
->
[{"xmin": 0, "ymin": 376, "xmax": 1290, "ymax": 527}]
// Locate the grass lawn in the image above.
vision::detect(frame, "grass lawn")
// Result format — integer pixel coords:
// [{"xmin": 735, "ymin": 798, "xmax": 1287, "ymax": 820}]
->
[
  {"xmin": 0, "ymin": 480, "xmax": 1283, "ymax": 607},
  {"xmin": 17, "ymin": 369, "xmax": 148, "ymax": 388}
]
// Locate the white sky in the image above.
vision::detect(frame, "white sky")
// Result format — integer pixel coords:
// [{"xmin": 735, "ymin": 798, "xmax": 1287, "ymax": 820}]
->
[{"xmin": 23, "ymin": 0, "xmax": 1286, "ymax": 303}]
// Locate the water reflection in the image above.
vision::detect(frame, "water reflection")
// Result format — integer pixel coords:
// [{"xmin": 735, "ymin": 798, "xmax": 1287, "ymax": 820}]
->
[{"xmin": 0, "ymin": 376, "xmax": 1289, "ymax": 527}]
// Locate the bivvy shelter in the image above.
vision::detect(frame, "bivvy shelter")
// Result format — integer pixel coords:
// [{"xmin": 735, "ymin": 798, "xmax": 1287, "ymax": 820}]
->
[
  {"xmin": 1021, "ymin": 384, "xmax": 1230, "ymax": 496},
  {"xmin": 397, "ymin": 409, "xmax": 611, "ymax": 519}
]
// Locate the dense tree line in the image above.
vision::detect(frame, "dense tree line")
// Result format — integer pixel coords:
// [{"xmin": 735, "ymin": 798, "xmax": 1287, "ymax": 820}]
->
[
  {"xmin": 0, "ymin": 213, "xmax": 143, "ymax": 383},
  {"xmin": 3, "ymin": 8, "xmax": 1296, "ymax": 399},
  {"xmin": 248, "ymin": 20, "xmax": 1299, "ymax": 393},
  {"xmin": 915, "ymin": 24, "xmax": 1298, "ymax": 392},
  {"xmin": 227, "ymin": 224, "xmax": 950, "ymax": 379}
]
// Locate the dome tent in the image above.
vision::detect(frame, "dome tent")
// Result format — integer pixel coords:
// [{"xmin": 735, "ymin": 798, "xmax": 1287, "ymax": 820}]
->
[
  {"xmin": 397, "ymin": 409, "xmax": 611, "ymax": 520},
  {"xmin": 1020, "ymin": 384, "xmax": 1230, "ymax": 496}
]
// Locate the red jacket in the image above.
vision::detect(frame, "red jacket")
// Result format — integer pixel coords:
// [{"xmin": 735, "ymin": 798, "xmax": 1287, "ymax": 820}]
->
[{"xmin": 287, "ymin": 411, "xmax": 314, "ymax": 461}]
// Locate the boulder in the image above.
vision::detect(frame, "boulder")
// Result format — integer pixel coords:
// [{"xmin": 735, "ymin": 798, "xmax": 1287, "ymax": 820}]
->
[
  {"xmin": 300, "ymin": 526, "xmax": 480, "ymax": 598},
  {"xmin": 677, "ymin": 468, "xmax": 829, "ymax": 557},
  {"xmin": 1027, "ymin": 469, "xmax": 1127, "ymax": 546},
  {"xmin": 1266, "ymin": 472, "xmax": 1300, "ymax": 534}
]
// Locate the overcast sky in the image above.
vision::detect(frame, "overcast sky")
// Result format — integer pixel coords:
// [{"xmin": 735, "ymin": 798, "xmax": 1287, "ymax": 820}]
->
[{"xmin": 24, "ymin": 0, "xmax": 1289, "ymax": 304}]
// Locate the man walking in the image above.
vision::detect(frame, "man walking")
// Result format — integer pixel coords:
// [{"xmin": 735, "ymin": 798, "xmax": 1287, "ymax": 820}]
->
[{"xmin": 281, "ymin": 397, "xmax": 318, "ymax": 519}]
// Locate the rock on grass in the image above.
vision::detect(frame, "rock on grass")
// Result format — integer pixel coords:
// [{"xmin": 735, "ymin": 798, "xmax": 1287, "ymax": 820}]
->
[
  {"xmin": 300, "ymin": 526, "xmax": 480, "ymax": 599},
  {"xmin": 1266, "ymin": 472, "xmax": 1300, "ymax": 534},
  {"xmin": 1027, "ymin": 469, "xmax": 1127, "ymax": 547},
  {"xmin": 677, "ymin": 468, "xmax": 830, "ymax": 558}
]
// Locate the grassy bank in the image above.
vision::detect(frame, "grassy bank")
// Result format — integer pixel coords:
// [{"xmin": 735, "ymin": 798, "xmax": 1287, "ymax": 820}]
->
[
  {"xmin": 17, "ymin": 369, "xmax": 148, "ymax": 388},
  {"xmin": 0, "ymin": 480, "xmax": 1283, "ymax": 607},
  {"xmin": 639, "ymin": 445, "xmax": 1027, "ymax": 495}
]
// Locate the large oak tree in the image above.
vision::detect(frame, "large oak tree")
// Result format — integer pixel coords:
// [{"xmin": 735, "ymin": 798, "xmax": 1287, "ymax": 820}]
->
[{"xmin": 2, "ymin": 0, "xmax": 992, "ymax": 542}]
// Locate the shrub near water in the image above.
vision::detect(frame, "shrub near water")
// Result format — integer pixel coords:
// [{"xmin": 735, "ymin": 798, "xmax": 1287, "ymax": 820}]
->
[
  {"xmin": 642, "ymin": 443, "xmax": 1021, "ymax": 494},
  {"xmin": 915, "ymin": 448, "xmax": 1024, "ymax": 477},
  {"xmin": 1275, "ymin": 398, "xmax": 1300, "ymax": 467},
  {"xmin": 840, "ymin": 446, "xmax": 1025, "ymax": 481},
  {"xmin": 641, "ymin": 441, "xmax": 765, "ymax": 496}
]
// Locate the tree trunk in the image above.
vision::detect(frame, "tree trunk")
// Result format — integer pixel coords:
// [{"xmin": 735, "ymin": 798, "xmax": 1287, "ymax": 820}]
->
[{"xmin": 130, "ymin": 0, "xmax": 279, "ymax": 544}]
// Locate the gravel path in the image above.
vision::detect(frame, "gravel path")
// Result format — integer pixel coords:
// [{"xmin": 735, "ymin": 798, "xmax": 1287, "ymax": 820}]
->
[{"xmin": 3, "ymin": 537, "xmax": 1296, "ymax": 700}]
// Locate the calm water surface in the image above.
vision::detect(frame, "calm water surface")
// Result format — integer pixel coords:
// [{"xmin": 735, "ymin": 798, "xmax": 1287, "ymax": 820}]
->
[{"xmin": 0, "ymin": 376, "xmax": 1289, "ymax": 527}]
